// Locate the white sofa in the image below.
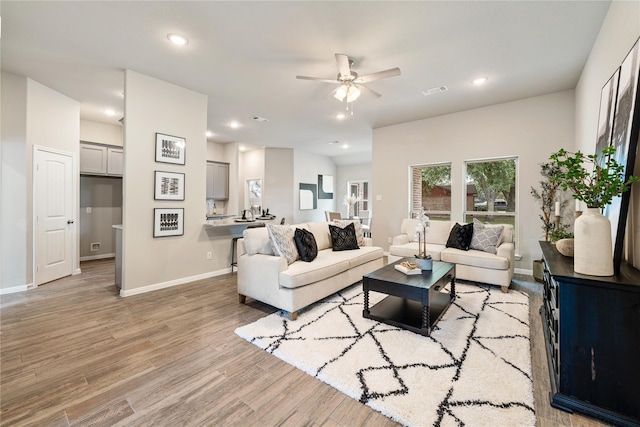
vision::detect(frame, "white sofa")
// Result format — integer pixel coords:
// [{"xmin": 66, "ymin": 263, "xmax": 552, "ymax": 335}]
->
[
  {"xmin": 237, "ymin": 221, "xmax": 384, "ymax": 320},
  {"xmin": 388, "ymin": 219, "xmax": 515, "ymax": 292}
]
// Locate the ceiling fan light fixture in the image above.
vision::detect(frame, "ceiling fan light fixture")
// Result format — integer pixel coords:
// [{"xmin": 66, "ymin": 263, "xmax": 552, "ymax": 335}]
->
[
  {"xmin": 334, "ymin": 85, "xmax": 348, "ymax": 101},
  {"xmin": 346, "ymin": 85, "xmax": 361, "ymax": 103}
]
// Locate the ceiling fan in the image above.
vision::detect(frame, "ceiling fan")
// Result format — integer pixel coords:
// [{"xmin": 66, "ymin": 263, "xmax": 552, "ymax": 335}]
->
[{"xmin": 296, "ymin": 53, "xmax": 401, "ymax": 113}]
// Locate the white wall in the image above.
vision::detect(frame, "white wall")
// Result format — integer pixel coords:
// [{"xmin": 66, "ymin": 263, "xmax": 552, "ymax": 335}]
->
[
  {"xmin": 293, "ymin": 150, "xmax": 336, "ymax": 223},
  {"xmin": 207, "ymin": 141, "xmax": 226, "ymax": 161},
  {"xmin": 575, "ymin": 1, "xmax": 640, "ymax": 268},
  {"xmin": 1, "ymin": 72, "xmax": 28, "ymax": 290},
  {"xmin": 372, "ymin": 90, "xmax": 575, "ymax": 270},
  {"xmin": 122, "ymin": 70, "xmax": 220, "ymax": 293},
  {"xmin": 80, "ymin": 120, "xmax": 123, "ymax": 146},
  {"xmin": 264, "ymin": 148, "xmax": 294, "ymax": 224},
  {"xmin": 336, "ymin": 163, "xmax": 372, "ymax": 219}
]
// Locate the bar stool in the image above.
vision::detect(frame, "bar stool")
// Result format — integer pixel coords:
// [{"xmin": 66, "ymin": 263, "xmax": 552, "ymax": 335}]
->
[{"xmin": 230, "ymin": 223, "xmax": 266, "ymax": 273}]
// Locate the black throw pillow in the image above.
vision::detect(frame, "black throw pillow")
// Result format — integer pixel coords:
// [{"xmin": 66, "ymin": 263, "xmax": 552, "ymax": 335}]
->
[
  {"xmin": 445, "ymin": 222, "xmax": 474, "ymax": 251},
  {"xmin": 329, "ymin": 222, "xmax": 360, "ymax": 251},
  {"xmin": 294, "ymin": 228, "xmax": 318, "ymax": 262}
]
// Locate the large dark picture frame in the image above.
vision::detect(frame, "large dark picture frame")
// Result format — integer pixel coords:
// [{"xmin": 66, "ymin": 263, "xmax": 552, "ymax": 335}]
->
[
  {"xmin": 595, "ymin": 69, "xmax": 620, "ymax": 166},
  {"xmin": 605, "ymin": 37, "xmax": 640, "ymax": 272}
]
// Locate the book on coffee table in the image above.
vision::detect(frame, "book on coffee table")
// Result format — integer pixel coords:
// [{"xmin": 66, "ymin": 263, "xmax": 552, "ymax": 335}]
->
[{"xmin": 394, "ymin": 263, "xmax": 422, "ymax": 275}]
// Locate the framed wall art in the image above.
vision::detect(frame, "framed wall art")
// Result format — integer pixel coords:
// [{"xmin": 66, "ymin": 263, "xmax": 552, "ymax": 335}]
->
[
  {"xmin": 594, "ymin": 68, "xmax": 620, "ymax": 167},
  {"xmin": 604, "ymin": 37, "xmax": 640, "ymax": 272},
  {"xmin": 155, "ymin": 133, "xmax": 186, "ymax": 165},
  {"xmin": 299, "ymin": 183, "xmax": 317, "ymax": 210},
  {"xmin": 318, "ymin": 174, "xmax": 334, "ymax": 199},
  {"xmin": 154, "ymin": 171, "xmax": 185, "ymax": 201},
  {"xmin": 153, "ymin": 208, "xmax": 184, "ymax": 237}
]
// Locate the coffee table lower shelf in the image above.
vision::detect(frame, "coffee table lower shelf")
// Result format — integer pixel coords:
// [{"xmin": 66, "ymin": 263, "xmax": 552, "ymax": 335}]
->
[{"xmin": 364, "ymin": 292, "xmax": 452, "ymax": 336}]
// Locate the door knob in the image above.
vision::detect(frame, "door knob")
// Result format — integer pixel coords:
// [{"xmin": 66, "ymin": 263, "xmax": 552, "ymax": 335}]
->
[{"xmin": 67, "ymin": 220, "xmax": 75, "ymax": 224}]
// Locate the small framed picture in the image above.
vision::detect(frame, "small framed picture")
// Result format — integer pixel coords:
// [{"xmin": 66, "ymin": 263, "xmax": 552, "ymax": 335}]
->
[
  {"xmin": 155, "ymin": 133, "xmax": 186, "ymax": 165},
  {"xmin": 154, "ymin": 171, "xmax": 185, "ymax": 201},
  {"xmin": 154, "ymin": 208, "xmax": 184, "ymax": 237}
]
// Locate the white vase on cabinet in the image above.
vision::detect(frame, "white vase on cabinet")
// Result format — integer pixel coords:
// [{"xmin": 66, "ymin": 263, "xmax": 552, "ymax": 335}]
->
[{"xmin": 573, "ymin": 207, "xmax": 613, "ymax": 276}]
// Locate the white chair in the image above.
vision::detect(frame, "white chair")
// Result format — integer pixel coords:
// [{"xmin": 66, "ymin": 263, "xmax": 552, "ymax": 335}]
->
[{"xmin": 359, "ymin": 210, "xmax": 371, "ymax": 237}]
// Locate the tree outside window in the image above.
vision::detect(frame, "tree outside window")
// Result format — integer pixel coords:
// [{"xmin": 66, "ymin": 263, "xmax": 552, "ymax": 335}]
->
[
  {"xmin": 465, "ymin": 157, "xmax": 517, "ymax": 228},
  {"xmin": 410, "ymin": 163, "xmax": 451, "ymax": 220}
]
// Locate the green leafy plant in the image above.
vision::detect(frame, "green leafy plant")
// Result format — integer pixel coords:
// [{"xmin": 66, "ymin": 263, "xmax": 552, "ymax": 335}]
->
[
  {"xmin": 548, "ymin": 226, "xmax": 573, "ymax": 243},
  {"xmin": 549, "ymin": 146, "xmax": 639, "ymax": 209},
  {"xmin": 531, "ymin": 162, "xmax": 569, "ymax": 241}
]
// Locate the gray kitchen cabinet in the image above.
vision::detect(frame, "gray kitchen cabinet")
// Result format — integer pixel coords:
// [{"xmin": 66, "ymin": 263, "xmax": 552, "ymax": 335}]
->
[
  {"xmin": 80, "ymin": 142, "xmax": 123, "ymax": 176},
  {"xmin": 206, "ymin": 161, "xmax": 229, "ymax": 200}
]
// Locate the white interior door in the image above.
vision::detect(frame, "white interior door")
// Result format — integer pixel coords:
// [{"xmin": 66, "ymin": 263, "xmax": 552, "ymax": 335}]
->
[{"xmin": 35, "ymin": 147, "xmax": 75, "ymax": 285}]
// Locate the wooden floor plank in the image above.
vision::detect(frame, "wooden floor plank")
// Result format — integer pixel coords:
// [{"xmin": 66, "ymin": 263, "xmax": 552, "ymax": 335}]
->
[{"xmin": 0, "ymin": 259, "xmax": 610, "ymax": 426}]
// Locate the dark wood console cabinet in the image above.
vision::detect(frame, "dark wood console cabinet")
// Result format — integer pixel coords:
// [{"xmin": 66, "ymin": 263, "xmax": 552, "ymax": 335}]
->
[{"xmin": 539, "ymin": 242, "xmax": 640, "ymax": 426}]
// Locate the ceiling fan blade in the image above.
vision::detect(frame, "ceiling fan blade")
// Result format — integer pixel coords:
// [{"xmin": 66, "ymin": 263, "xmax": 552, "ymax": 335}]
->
[
  {"xmin": 354, "ymin": 67, "xmax": 401, "ymax": 84},
  {"xmin": 358, "ymin": 85, "xmax": 382, "ymax": 98},
  {"xmin": 335, "ymin": 53, "xmax": 351, "ymax": 79},
  {"xmin": 296, "ymin": 75, "xmax": 340, "ymax": 84}
]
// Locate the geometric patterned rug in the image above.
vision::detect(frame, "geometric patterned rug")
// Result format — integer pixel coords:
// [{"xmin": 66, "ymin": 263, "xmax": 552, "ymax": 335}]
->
[{"xmin": 235, "ymin": 282, "xmax": 535, "ymax": 427}]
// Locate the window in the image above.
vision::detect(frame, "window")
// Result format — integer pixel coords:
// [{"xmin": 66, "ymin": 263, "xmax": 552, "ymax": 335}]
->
[
  {"xmin": 464, "ymin": 157, "xmax": 517, "ymax": 229},
  {"xmin": 410, "ymin": 163, "xmax": 451, "ymax": 220},
  {"xmin": 347, "ymin": 180, "xmax": 368, "ymax": 217}
]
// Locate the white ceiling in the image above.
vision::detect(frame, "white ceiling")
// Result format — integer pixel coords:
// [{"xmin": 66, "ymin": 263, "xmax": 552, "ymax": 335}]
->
[{"xmin": 1, "ymin": 1, "xmax": 611, "ymax": 165}]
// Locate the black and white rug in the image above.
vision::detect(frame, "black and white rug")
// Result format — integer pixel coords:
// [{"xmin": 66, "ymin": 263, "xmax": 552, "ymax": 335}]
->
[{"xmin": 235, "ymin": 282, "xmax": 535, "ymax": 427}]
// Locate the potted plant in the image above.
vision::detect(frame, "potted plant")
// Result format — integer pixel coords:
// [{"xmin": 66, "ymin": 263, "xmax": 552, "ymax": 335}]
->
[
  {"xmin": 413, "ymin": 207, "xmax": 432, "ymax": 270},
  {"xmin": 549, "ymin": 145, "xmax": 639, "ymax": 276}
]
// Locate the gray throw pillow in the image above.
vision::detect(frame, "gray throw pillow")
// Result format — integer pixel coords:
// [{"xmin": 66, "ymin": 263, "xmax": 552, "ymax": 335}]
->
[
  {"xmin": 470, "ymin": 218, "xmax": 504, "ymax": 254},
  {"xmin": 266, "ymin": 224, "xmax": 299, "ymax": 264}
]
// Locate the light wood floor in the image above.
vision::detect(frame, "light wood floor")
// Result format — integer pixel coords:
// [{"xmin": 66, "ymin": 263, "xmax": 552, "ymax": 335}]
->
[{"xmin": 1, "ymin": 259, "xmax": 611, "ymax": 427}]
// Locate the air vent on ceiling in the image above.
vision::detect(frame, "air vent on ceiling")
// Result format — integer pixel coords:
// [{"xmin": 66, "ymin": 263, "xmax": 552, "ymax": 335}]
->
[
  {"xmin": 422, "ymin": 86, "xmax": 448, "ymax": 96},
  {"xmin": 252, "ymin": 116, "xmax": 269, "ymax": 122}
]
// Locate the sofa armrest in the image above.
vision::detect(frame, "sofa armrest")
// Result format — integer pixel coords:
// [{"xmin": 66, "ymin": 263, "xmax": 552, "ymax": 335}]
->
[
  {"xmin": 497, "ymin": 241, "xmax": 515, "ymax": 277},
  {"xmin": 392, "ymin": 234, "xmax": 410, "ymax": 246},
  {"xmin": 237, "ymin": 253, "xmax": 288, "ymax": 298}
]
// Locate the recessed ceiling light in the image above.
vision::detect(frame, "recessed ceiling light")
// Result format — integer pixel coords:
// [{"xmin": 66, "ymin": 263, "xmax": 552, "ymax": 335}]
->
[
  {"xmin": 336, "ymin": 113, "xmax": 346, "ymax": 120},
  {"xmin": 205, "ymin": 131, "xmax": 213, "ymax": 138},
  {"xmin": 239, "ymin": 146, "xmax": 246, "ymax": 152},
  {"xmin": 229, "ymin": 121, "xmax": 240, "ymax": 129},
  {"xmin": 104, "ymin": 109, "xmax": 116, "ymax": 116},
  {"xmin": 167, "ymin": 33, "xmax": 189, "ymax": 46},
  {"xmin": 342, "ymin": 144, "xmax": 349, "ymax": 149},
  {"xmin": 472, "ymin": 77, "xmax": 488, "ymax": 86}
]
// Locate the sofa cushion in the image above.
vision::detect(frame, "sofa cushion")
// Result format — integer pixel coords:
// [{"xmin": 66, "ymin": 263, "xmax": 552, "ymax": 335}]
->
[
  {"xmin": 279, "ymin": 250, "xmax": 350, "ymax": 289},
  {"xmin": 346, "ymin": 246, "xmax": 384, "ymax": 269},
  {"xmin": 446, "ymin": 223, "xmax": 473, "ymax": 250},
  {"xmin": 388, "ymin": 242, "xmax": 444, "ymax": 261},
  {"xmin": 428, "ymin": 220, "xmax": 452, "ymax": 245},
  {"xmin": 307, "ymin": 222, "xmax": 332, "ymax": 251},
  {"xmin": 267, "ymin": 224, "xmax": 299, "ymax": 264},
  {"xmin": 441, "ymin": 247, "xmax": 509, "ymax": 270},
  {"xmin": 333, "ymin": 219, "xmax": 365, "ymax": 246},
  {"xmin": 329, "ymin": 223, "xmax": 360, "ymax": 251},
  {"xmin": 294, "ymin": 228, "xmax": 318, "ymax": 262},
  {"xmin": 242, "ymin": 227, "xmax": 274, "ymax": 255}
]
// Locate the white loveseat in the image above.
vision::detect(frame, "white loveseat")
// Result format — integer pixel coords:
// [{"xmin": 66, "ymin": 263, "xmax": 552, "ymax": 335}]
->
[
  {"xmin": 388, "ymin": 219, "xmax": 515, "ymax": 292},
  {"xmin": 237, "ymin": 222, "xmax": 384, "ymax": 320}
]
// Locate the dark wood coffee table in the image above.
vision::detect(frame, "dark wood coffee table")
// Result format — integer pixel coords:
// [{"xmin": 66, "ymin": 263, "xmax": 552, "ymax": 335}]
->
[{"xmin": 362, "ymin": 259, "xmax": 456, "ymax": 336}]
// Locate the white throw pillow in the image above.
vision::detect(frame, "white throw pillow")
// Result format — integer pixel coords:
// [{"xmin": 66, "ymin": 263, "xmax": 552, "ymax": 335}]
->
[
  {"xmin": 266, "ymin": 224, "xmax": 299, "ymax": 264},
  {"xmin": 242, "ymin": 227, "xmax": 274, "ymax": 256}
]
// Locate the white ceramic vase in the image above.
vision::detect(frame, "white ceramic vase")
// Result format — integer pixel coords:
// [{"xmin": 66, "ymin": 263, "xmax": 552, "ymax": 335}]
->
[{"xmin": 573, "ymin": 207, "xmax": 613, "ymax": 276}]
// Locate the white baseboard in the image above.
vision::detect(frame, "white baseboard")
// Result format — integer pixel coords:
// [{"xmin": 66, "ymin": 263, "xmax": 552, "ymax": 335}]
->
[
  {"xmin": 1, "ymin": 282, "xmax": 35, "ymax": 295},
  {"xmin": 119, "ymin": 267, "xmax": 233, "ymax": 297},
  {"xmin": 514, "ymin": 268, "xmax": 533, "ymax": 276},
  {"xmin": 80, "ymin": 253, "xmax": 115, "ymax": 262},
  {"xmin": 74, "ymin": 268, "xmax": 82, "ymax": 275}
]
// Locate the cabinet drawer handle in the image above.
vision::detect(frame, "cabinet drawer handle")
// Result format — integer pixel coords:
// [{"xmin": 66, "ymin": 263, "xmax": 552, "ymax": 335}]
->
[{"xmin": 433, "ymin": 285, "xmax": 441, "ymax": 291}]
